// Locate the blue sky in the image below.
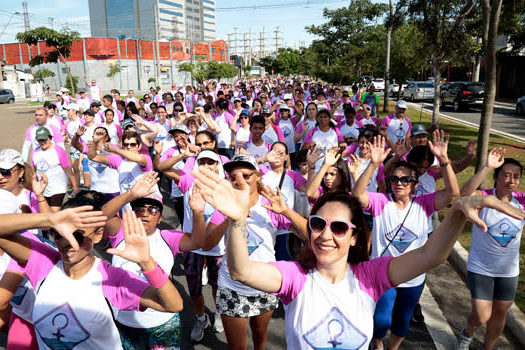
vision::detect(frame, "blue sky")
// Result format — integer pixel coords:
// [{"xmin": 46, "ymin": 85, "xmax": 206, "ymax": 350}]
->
[{"xmin": 0, "ymin": 0, "xmax": 348, "ymax": 47}]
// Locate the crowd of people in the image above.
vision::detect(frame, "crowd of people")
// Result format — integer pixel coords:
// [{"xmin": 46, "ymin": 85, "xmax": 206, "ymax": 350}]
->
[{"xmin": 0, "ymin": 76, "xmax": 523, "ymax": 350}]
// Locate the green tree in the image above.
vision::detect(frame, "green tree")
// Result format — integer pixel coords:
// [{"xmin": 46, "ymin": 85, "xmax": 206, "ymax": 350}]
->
[
  {"xmin": 16, "ymin": 27, "xmax": 81, "ymax": 94},
  {"xmin": 32, "ymin": 68, "xmax": 55, "ymax": 83},
  {"xmin": 242, "ymin": 64, "xmax": 252, "ymax": 77},
  {"xmin": 65, "ymin": 74, "xmax": 79, "ymax": 94},
  {"xmin": 106, "ymin": 63, "xmax": 121, "ymax": 78}
]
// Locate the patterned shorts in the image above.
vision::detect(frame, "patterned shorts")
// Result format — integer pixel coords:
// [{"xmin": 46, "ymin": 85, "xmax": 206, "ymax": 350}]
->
[
  {"xmin": 116, "ymin": 313, "xmax": 181, "ymax": 350},
  {"xmin": 69, "ymin": 147, "xmax": 81, "ymax": 160},
  {"xmin": 216, "ymin": 286, "xmax": 279, "ymax": 318}
]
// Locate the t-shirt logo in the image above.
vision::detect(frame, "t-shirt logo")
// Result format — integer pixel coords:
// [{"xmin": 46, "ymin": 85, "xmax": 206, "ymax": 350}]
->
[
  {"xmin": 246, "ymin": 231, "xmax": 263, "ymax": 255},
  {"xmin": 36, "ymin": 159, "xmax": 51, "ymax": 173},
  {"xmin": 35, "ymin": 303, "xmax": 91, "ymax": 349},
  {"xmin": 92, "ymin": 163, "xmax": 107, "ymax": 174},
  {"xmin": 487, "ymin": 218, "xmax": 519, "ymax": 247},
  {"xmin": 303, "ymin": 307, "xmax": 367, "ymax": 349},
  {"xmin": 11, "ymin": 284, "xmax": 29, "ymax": 305},
  {"xmin": 394, "ymin": 125, "xmax": 405, "ymax": 139},
  {"xmin": 120, "ymin": 173, "xmax": 135, "ymax": 191},
  {"xmin": 281, "ymin": 125, "xmax": 292, "ymax": 137},
  {"xmin": 385, "ymin": 225, "xmax": 417, "ymax": 253}
]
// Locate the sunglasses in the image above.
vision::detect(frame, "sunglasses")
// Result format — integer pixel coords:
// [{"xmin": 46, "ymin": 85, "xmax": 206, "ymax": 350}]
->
[
  {"xmin": 389, "ymin": 175, "xmax": 416, "ymax": 185},
  {"xmin": 123, "ymin": 142, "xmax": 138, "ymax": 148},
  {"xmin": 308, "ymin": 215, "xmax": 355, "ymax": 237},
  {"xmin": 0, "ymin": 168, "xmax": 16, "ymax": 177},
  {"xmin": 51, "ymin": 229, "xmax": 87, "ymax": 245},
  {"xmin": 229, "ymin": 172, "xmax": 254, "ymax": 182},
  {"xmin": 133, "ymin": 206, "xmax": 161, "ymax": 216},
  {"xmin": 239, "ymin": 115, "xmax": 249, "ymax": 120}
]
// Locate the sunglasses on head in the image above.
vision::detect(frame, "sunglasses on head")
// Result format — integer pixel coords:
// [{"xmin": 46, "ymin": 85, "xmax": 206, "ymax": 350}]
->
[
  {"xmin": 308, "ymin": 215, "xmax": 355, "ymax": 237},
  {"xmin": 0, "ymin": 168, "xmax": 16, "ymax": 177},
  {"xmin": 229, "ymin": 172, "xmax": 254, "ymax": 182},
  {"xmin": 51, "ymin": 229, "xmax": 86, "ymax": 245},
  {"xmin": 389, "ymin": 175, "xmax": 416, "ymax": 185},
  {"xmin": 133, "ymin": 206, "xmax": 161, "ymax": 216}
]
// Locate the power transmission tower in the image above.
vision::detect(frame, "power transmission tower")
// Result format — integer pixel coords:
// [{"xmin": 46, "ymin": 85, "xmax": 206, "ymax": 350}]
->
[
  {"xmin": 48, "ymin": 17, "xmax": 55, "ymax": 30},
  {"xmin": 171, "ymin": 16, "xmax": 179, "ymax": 40},
  {"xmin": 233, "ymin": 27, "xmax": 238, "ymax": 56},
  {"xmin": 226, "ymin": 33, "xmax": 233, "ymax": 57},
  {"xmin": 243, "ymin": 32, "xmax": 247, "ymax": 65},
  {"xmin": 259, "ymin": 30, "xmax": 265, "ymax": 58},
  {"xmin": 22, "ymin": 2, "xmax": 30, "ymax": 31},
  {"xmin": 274, "ymin": 27, "xmax": 280, "ymax": 55}
]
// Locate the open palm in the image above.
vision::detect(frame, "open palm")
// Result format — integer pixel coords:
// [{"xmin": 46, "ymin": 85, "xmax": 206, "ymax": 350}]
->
[
  {"xmin": 428, "ymin": 129, "xmax": 449, "ymax": 161},
  {"xmin": 107, "ymin": 210, "xmax": 150, "ymax": 264},
  {"xmin": 260, "ymin": 185, "xmax": 288, "ymax": 214},
  {"xmin": 370, "ymin": 136, "xmax": 391, "ymax": 164},
  {"xmin": 487, "ymin": 147, "xmax": 505, "ymax": 169},
  {"xmin": 192, "ymin": 168, "xmax": 250, "ymax": 221}
]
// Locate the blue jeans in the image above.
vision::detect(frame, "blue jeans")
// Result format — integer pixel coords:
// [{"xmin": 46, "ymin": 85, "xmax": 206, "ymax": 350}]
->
[{"xmin": 373, "ymin": 282, "xmax": 425, "ymax": 338}]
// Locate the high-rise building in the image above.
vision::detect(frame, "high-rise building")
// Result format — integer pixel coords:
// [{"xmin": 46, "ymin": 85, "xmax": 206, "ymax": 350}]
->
[{"xmin": 89, "ymin": 0, "xmax": 216, "ymax": 42}]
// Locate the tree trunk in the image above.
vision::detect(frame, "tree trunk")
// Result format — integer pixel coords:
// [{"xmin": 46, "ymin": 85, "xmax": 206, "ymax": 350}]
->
[
  {"xmin": 383, "ymin": 25, "xmax": 392, "ymax": 112},
  {"xmin": 432, "ymin": 52, "xmax": 442, "ymax": 127},
  {"xmin": 61, "ymin": 54, "xmax": 75, "ymax": 95},
  {"xmin": 472, "ymin": 37, "xmax": 482, "ymax": 81},
  {"xmin": 475, "ymin": 0, "xmax": 503, "ymax": 174}
]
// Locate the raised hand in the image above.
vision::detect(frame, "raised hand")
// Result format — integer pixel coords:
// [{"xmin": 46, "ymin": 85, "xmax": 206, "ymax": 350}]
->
[
  {"xmin": 153, "ymin": 140, "xmax": 163, "ymax": 155},
  {"xmin": 306, "ymin": 146, "xmax": 324, "ymax": 166},
  {"xmin": 92, "ymin": 129, "xmax": 105, "ymax": 143},
  {"xmin": 104, "ymin": 142, "xmax": 117, "ymax": 153},
  {"xmin": 465, "ymin": 140, "xmax": 476, "ymax": 158},
  {"xmin": 452, "ymin": 195, "xmax": 525, "ymax": 232},
  {"xmin": 189, "ymin": 186, "xmax": 206, "ymax": 213},
  {"xmin": 184, "ymin": 144, "xmax": 200, "ymax": 158},
  {"xmin": 394, "ymin": 138, "xmax": 408, "ymax": 159},
  {"xmin": 486, "ymin": 147, "xmax": 506, "ymax": 169},
  {"xmin": 130, "ymin": 172, "xmax": 159, "ymax": 198},
  {"xmin": 347, "ymin": 154, "xmax": 363, "ymax": 176},
  {"xmin": 428, "ymin": 129, "xmax": 450, "ymax": 162},
  {"xmin": 370, "ymin": 135, "xmax": 391, "ymax": 164},
  {"xmin": 192, "ymin": 168, "xmax": 250, "ymax": 221},
  {"xmin": 49, "ymin": 206, "xmax": 107, "ymax": 250},
  {"xmin": 266, "ymin": 149, "xmax": 285, "ymax": 164},
  {"xmin": 31, "ymin": 172, "xmax": 48, "ymax": 196},
  {"xmin": 76, "ymin": 125, "xmax": 86, "ymax": 137},
  {"xmin": 324, "ymin": 147, "xmax": 341, "ymax": 167},
  {"xmin": 107, "ymin": 210, "xmax": 151, "ymax": 265},
  {"xmin": 260, "ymin": 185, "xmax": 289, "ymax": 214}
]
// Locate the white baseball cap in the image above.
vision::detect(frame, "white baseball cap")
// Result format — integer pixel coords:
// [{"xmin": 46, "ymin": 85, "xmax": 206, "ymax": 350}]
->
[
  {"xmin": 0, "ymin": 149, "xmax": 24, "ymax": 169},
  {"xmin": 396, "ymin": 100, "xmax": 408, "ymax": 109},
  {"xmin": 64, "ymin": 103, "xmax": 80, "ymax": 111}
]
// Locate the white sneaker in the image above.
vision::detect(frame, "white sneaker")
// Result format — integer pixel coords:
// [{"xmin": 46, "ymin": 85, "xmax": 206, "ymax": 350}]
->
[
  {"xmin": 455, "ymin": 329, "xmax": 473, "ymax": 350},
  {"xmin": 202, "ymin": 266, "xmax": 208, "ymax": 286},
  {"xmin": 190, "ymin": 313, "xmax": 210, "ymax": 342},
  {"xmin": 213, "ymin": 311, "xmax": 224, "ymax": 333}
]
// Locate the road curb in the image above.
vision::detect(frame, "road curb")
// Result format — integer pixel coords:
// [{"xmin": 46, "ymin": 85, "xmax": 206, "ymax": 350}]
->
[{"xmin": 448, "ymin": 242, "xmax": 525, "ymax": 347}]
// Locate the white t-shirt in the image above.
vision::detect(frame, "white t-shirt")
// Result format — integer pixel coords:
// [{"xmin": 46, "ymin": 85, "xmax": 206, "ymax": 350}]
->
[
  {"xmin": 278, "ymin": 119, "xmax": 296, "ymax": 153},
  {"xmin": 215, "ymin": 112, "xmax": 234, "ymax": 148},
  {"xmin": 366, "ymin": 191, "xmax": 435, "ymax": 287},
  {"xmin": 235, "ymin": 126, "xmax": 251, "ymax": 146},
  {"xmin": 270, "ymin": 257, "xmax": 393, "ymax": 350},
  {"xmin": 467, "ymin": 189, "xmax": 525, "ymax": 277},
  {"xmin": 211, "ymin": 196, "xmax": 291, "ymax": 295},
  {"xmin": 107, "ymin": 153, "xmax": 158, "ymax": 195},
  {"xmin": 82, "ymin": 148, "xmax": 120, "ymax": 194},
  {"xmin": 31, "ymin": 144, "xmax": 70, "ymax": 197},
  {"xmin": 262, "ymin": 126, "xmax": 280, "ymax": 145},
  {"xmin": 241, "ymin": 141, "xmax": 271, "ymax": 161},
  {"xmin": 112, "ymin": 228, "xmax": 183, "ymax": 328},
  {"xmin": 339, "ymin": 123, "xmax": 360, "ymax": 140}
]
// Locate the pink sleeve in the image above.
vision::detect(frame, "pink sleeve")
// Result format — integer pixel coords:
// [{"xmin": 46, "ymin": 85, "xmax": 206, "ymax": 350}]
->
[
  {"xmin": 345, "ymin": 143, "xmax": 358, "ymax": 156},
  {"xmin": 351, "ymin": 256, "xmax": 394, "ymax": 302},
  {"xmin": 51, "ymin": 125, "xmax": 64, "ymax": 143},
  {"xmin": 140, "ymin": 155, "xmax": 153, "ymax": 172},
  {"xmin": 296, "ymin": 122, "xmax": 304, "ymax": 134},
  {"xmin": 99, "ymin": 261, "xmax": 150, "ymax": 311},
  {"xmin": 28, "ymin": 191, "xmax": 40, "ymax": 213},
  {"xmin": 83, "ymin": 144, "xmax": 89, "ymax": 154},
  {"xmin": 210, "ymin": 209, "xmax": 226, "ymax": 225},
  {"xmin": 160, "ymin": 230, "xmax": 184, "ymax": 256},
  {"xmin": 224, "ymin": 112, "xmax": 234, "ymax": 124},
  {"xmin": 287, "ymin": 170, "xmax": 307, "ymax": 189},
  {"xmin": 274, "ymin": 126, "xmax": 285, "ymax": 142},
  {"xmin": 372, "ymin": 117, "xmax": 380, "ymax": 126},
  {"xmin": 406, "ymin": 118, "xmax": 412, "ymax": 134},
  {"xmin": 116, "ymin": 124, "xmax": 123, "ymax": 138},
  {"xmin": 25, "ymin": 126, "xmax": 33, "ymax": 141},
  {"xmin": 22, "ymin": 237, "xmax": 60, "ymax": 288},
  {"xmin": 376, "ymin": 163, "xmax": 385, "ymax": 182},
  {"xmin": 177, "ymin": 172, "xmax": 194, "ymax": 193},
  {"xmin": 303, "ymin": 129, "xmax": 315, "ymax": 143},
  {"xmin": 513, "ymin": 191, "xmax": 525, "ymax": 207},
  {"xmin": 427, "ymin": 167, "xmax": 439, "ymax": 180},
  {"xmin": 160, "ymin": 147, "xmax": 175, "ymax": 162},
  {"xmin": 107, "ymin": 154, "xmax": 124, "ymax": 169},
  {"xmin": 365, "ymin": 191, "xmax": 389, "ymax": 216},
  {"xmin": 55, "ymin": 145, "xmax": 71, "ymax": 168},
  {"xmin": 480, "ymin": 188, "xmax": 494, "ymax": 196},
  {"xmin": 414, "ymin": 192, "xmax": 437, "ymax": 217},
  {"xmin": 334, "ymin": 127, "xmax": 344, "ymax": 143},
  {"xmin": 380, "ymin": 117, "xmax": 390, "ymax": 128},
  {"xmin": 182, "ymin": 157, "xmax": 196, "ymax": 173},
  {"xmin": 268, "ymin": 260, "xmax": 307, "ymax": 305},
  {"xmin": 258, "ymin": 164, "xmax": 269, "ymax": 176},
  {"xmin": 263, "ymin": 197, "xmax": 291, "ymax": 230}
]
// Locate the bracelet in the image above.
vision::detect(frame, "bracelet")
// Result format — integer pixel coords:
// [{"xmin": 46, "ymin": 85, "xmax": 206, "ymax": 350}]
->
[
  {"xmin": 38, "ymin": 199, "xmax": 47, "ymax": 203},
  {"xmin": 440, "ymin": 162, "xmax": 450, "ymax": 167},
  {"xmin": 142, "ymin": 263, "xmax": 169, "ymax": 288}
]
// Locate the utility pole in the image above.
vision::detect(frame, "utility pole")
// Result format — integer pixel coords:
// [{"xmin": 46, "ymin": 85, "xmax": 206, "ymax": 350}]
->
[
  {"xmin": 153, "ymin": 1, "xmax": 161, "ymax": 87},
  {"xmin": 243, "ymin": 32, "xmax": 247, "ymax": 66},
  {"xmin": 48, "ymin": 17, "xmax": 55, "ymax": 30},
  {"xmin": 226, "ymin": 33, "xmax": 233, "ymax": 59},
  {"xmin": 259, "ymin": 30, "xmax": 265, "ymax": 59},
  {"xmin": 22, "ymin": 2, "xmax": 30, "ymax": 31},
  {"xmin": 233, "ymin": 27, "xmax": 238, "ymax": 56},
  {"xmin": 274, "ymin": 27, "xmax": 280, "ymax": 55},
  {"xmin": 248, "ymin": 28, "xmax": 252, "ymax": 65}
]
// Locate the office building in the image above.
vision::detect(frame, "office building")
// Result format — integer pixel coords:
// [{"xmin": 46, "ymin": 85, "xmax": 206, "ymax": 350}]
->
[{"xmin": 89, "ymin": 0, "xmax": 216, "ymax": 42}]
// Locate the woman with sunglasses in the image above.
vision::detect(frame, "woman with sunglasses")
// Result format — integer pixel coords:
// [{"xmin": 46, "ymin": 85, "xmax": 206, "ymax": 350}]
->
[
  {"xmin": 352, "ymin": 133, "xmax": 459, "ymax": 350},
  {"xmin": 455, "ymin": 149, "xmax": 525, "ymax": 350},
  {"xmin": 199, "ymin": 154, "xmax": 307, "ymax": 350},
  {"xmin": 0, "ymin": 194, "xmax": 184, "ymax": 349},
  {"xmin": 190, "ymin": 165, "xmax": 523, "ymax": 350},
  {"xmin": 87, "ymin": 130, "xmax": 159, "ymax": 198}
]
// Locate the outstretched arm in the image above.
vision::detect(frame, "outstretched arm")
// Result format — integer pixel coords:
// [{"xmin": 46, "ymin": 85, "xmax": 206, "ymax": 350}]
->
[
  {"xmin": 388, "ymin": 195, "xmax": 525, "ymax": 286},
  {"xmin": 461, "ymin": 147, "xmax": 505, "ymax": 196}
]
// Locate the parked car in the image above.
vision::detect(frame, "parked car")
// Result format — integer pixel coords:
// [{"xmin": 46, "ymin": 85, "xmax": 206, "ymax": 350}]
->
[
  {"xmin": 0, "ymin": 89, "xmax": 15, "ymax": 104},
  {"xmin": 439, "ymin": 81, "xmax": 455, "ymax": 98},
  {"xmin": 404, "ymin": 81, "xmax": 435, "ymax": 101},
  {"xmin": 441, "ymin": 82, "xmax": 485, "ymax": 112},
  {"xmin": 517, "ymin": 96, "xmax": 525, "ymax": 115},
  {"xmin": 389, "ymin": 83, "xmax": 408, "ymax": 97},
  {"xmin": 370, "ymin": 78, "xmax": 385, "ymax": 91}
]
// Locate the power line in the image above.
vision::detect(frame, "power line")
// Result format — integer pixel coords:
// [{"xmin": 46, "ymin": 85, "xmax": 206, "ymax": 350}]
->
[{"xmin": 216, "ymin": 0, "xmax": 347, "ymax": 11}]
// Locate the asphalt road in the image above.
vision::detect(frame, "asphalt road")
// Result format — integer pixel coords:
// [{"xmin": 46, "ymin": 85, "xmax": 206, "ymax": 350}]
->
[{"xmin": 0, "ymin": 102, "xmax": 520, "ymax": 349}]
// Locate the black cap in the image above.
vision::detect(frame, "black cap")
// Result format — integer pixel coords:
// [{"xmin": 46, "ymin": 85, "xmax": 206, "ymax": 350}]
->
[
  {"xmin": 90, "ymin": 101, "xmax": 102, "ymax": 108},
  {"xmin": 83, "ymin": 109, "xmax": 95, "ymax": 116},
  {"xmin": 43, "ymin": 101, "xmax": 54, "ymax": 108}
]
